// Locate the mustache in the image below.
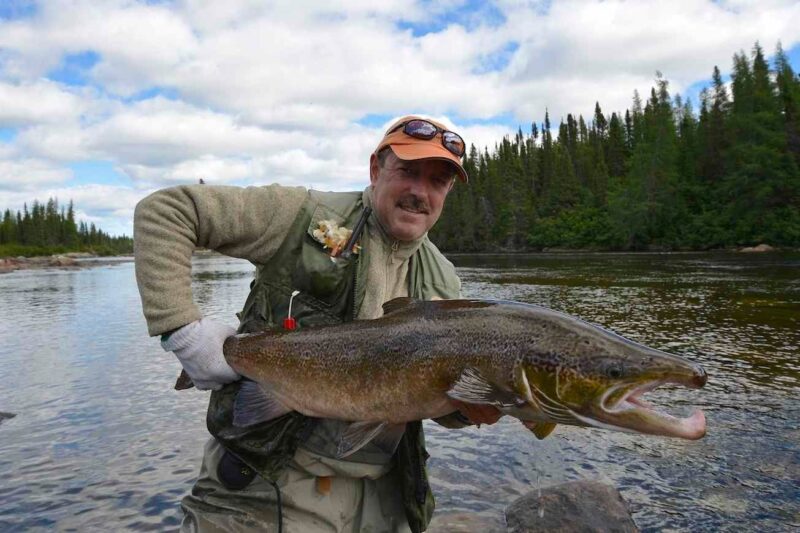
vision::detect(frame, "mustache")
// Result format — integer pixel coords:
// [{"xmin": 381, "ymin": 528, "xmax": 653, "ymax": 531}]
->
[{"xmin": 397, "ymin": 195, "xmax": 430, "ymax": 214}]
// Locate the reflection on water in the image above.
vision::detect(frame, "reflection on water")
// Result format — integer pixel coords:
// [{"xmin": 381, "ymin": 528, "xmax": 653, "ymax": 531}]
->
[{"xmin": 0, "ymin": 252, "xmax": 798, "ymax": 531}]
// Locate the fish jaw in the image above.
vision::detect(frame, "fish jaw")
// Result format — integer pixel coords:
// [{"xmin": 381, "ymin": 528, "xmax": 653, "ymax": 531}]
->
[{"xmin": 580, "ymin": 367, "xmax": 708, "ymax": 440}]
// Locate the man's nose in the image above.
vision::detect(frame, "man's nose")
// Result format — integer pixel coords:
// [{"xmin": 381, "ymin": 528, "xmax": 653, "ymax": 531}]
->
[{"xmin": 407, "ymin": 174, "xmax": 429, "ymax": 196}]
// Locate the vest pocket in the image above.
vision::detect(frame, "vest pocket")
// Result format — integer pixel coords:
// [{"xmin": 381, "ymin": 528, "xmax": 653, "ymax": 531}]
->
[
  {"xmin": 293, "ymin": 208, "xmax": 358, "ymax": 307},
  {"xmin": 237, "ymin": 271, "xmax": 273, "ymax": 333}
]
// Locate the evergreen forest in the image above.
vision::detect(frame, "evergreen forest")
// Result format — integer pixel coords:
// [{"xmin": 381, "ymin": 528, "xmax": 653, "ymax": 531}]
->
[
  {"xmin": 431, "ymin": 42, "xmax": 800, "ymax": 251},
  {"xmin": 0, "ymin": 198, "xmax": 133, "ymax": 257}
]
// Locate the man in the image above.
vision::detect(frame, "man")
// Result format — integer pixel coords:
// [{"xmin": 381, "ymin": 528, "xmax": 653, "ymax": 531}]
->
[{"xmin": 134, "ymin": 116, "xmax": 500, "ymax": 532}]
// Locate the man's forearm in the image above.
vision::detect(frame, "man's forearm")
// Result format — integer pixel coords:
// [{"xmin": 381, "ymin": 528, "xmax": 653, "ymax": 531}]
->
[{"xmin": 133, "ymin": 184, "xmax": 307, "ymax": 336}]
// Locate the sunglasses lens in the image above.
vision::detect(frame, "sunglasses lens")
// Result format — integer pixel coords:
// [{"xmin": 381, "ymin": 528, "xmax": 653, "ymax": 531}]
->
[
  {"xmin": 404, "ymin": 120, "xmax": 437, "ymax": 139},
  {"xmin": 443, "ymin": 132, "xmax": 465, "ymax": 156}
]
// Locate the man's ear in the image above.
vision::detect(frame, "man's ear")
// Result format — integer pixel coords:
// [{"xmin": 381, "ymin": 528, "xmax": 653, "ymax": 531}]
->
[{"xmin": 369, "ymin": 153, "xmax": 379, "ymax": 185}]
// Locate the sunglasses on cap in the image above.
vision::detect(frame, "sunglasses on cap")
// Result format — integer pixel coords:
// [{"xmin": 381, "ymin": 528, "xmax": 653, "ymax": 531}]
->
[{"xmin": 388, "ymin": 119, "xmax": 466, "ymax": 158}]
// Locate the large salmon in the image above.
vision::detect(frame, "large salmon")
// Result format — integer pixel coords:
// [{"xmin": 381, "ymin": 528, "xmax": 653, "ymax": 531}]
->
[{"xmin": 186, "ymin": 298, "xmax": 707, "ymax": 458}]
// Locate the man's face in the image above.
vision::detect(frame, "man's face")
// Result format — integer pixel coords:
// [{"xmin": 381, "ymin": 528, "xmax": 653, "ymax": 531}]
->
[{"xmin": 369, "ymin": 149, "xmax": 455, "ymax": 242}]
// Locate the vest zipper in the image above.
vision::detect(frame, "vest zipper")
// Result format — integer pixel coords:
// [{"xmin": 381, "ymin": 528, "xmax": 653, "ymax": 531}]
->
[{"xmin": 349, "ymin": 252, "xmax": 361, "ymax": 322}]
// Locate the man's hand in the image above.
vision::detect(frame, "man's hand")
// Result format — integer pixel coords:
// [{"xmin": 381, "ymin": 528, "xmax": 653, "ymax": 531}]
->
[
  {"xmin": 450, "ymin": 400, "xmax": 503, "ymax": 426},
  {"xmin": 161, "ymin": 318, "xmax": 240, "ymax": 391}
]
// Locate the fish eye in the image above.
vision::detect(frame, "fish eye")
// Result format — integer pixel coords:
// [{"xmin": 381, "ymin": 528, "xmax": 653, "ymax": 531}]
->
[{"xmin": 605, "ymin": 363, "xmax": 624, "ymax": 379}]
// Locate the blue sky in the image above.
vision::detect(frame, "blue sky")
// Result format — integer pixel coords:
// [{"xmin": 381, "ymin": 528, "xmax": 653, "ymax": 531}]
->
[{"xmin": 1, "ymin": 0, "xmax": 799, "ymax": 237}]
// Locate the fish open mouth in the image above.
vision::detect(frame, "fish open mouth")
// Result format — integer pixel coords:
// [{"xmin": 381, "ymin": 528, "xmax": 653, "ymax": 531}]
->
[{"xmin": 596, "ymin": 375, "xmax": 707, "ymax": 440}]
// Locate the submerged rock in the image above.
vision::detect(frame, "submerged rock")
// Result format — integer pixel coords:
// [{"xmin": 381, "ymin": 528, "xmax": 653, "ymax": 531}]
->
[
  {"xmin": 0, "ymin": 411, "xmax": 16, "ymax": 426},
  {"xmin": 427, "ymin": 512, "xmax": 506, "ymax": 532},
  {"xmin": 505, "ymin": 480, "xmax": 638, "ymax": 532}
]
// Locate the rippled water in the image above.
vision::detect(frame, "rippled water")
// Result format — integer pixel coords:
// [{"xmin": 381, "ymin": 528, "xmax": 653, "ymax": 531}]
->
[{"xmin": 0, "ymin": 252, "xmax": 798, "ymax": 531}]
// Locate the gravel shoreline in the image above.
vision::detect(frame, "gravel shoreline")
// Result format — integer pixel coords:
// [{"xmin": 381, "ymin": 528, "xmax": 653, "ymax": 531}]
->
[{"xmin": 0, "ymin": 253, "xmax": 134, "ymax": 274}]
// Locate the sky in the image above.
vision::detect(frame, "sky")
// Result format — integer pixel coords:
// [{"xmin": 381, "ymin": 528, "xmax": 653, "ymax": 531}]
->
[{"xmin": 1, "ymin": 0, "xmax": 799, "ymax": 237}]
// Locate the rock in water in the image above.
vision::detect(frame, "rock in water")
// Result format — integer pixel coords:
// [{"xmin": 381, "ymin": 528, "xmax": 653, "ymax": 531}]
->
[
  {"xmin": 49, "ymin": 255, "xmax": 77, "ymax": 266},
  {"xmin": 505, "ymin": 480, "xmax": 638, "ymax": 532},
  {"xmin": 0, "ymin": 411, "xmax": 17, "ymax": 426},
  {"xmin": 739, "ymin": 244, "xmax": 775, "ymax": 253}
]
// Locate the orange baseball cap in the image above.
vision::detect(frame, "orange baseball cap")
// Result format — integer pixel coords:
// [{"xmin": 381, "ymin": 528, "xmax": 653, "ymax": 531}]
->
[{"xmin": 374, "ymin": 115, "xmax": 469, "ymax": 182}]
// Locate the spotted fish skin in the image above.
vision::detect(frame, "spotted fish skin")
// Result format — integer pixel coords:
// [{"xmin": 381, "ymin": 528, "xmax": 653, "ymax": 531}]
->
[{"xmin": 214, "ymin": 297, "xmax": 707, "ymax": 448}]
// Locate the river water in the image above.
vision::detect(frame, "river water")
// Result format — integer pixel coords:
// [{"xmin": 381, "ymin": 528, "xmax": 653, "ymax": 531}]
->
[{"xmin": 0, "ymin": 252, "xmax": 797, "ymax": 531}]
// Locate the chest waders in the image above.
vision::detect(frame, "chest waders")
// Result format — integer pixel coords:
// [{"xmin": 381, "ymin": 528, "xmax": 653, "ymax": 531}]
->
[{"xmin": 205, "ymin": 190, "xmax": 461, "ymax": 533}]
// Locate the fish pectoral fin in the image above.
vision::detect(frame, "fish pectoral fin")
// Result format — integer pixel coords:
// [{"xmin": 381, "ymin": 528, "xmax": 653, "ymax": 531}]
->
[
  {"xmin": 446, "ymin": 368, "xmax": 523, "ymax": 407},
  {"xmin": 370, "ymin": 423, "xmax": 407, "ymax": 455},
  {"xmin": 523, "ymin": 420, "xmax": 557, "ymax": 440},
  {"xmin": 233, "ymin": 380, "xmax": 292, "ymax": 427},
  {"xmin": 336, "ymin": 421, "xmax": 406, "ymax": 459}
]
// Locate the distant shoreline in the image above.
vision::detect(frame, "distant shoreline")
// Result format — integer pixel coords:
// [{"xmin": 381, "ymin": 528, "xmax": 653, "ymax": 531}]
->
[
  {"xmin": 0, "ymin": 253, "xmax": 133, "ymax": 274},
  {"xmin": 443, "ymin": 243, "xmax": 787, "ymax": 255},
  {"xmin": 0, "ymin": 249, "xmax": 223, "ymax": 274},
  {"xmin": 2, "ymin": 244, "xmax": 788, "ymax": 275}
]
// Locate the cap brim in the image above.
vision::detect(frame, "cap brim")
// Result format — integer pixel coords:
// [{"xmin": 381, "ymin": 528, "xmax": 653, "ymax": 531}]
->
[{"xmin": 388, "ymin": 143, "xmax": 468, "ymax": 183}]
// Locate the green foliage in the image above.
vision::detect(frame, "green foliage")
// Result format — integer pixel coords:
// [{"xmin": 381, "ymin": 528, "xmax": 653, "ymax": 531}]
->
[
  {"xmin": 0, "ymin": 198, "xmax": 133, "ymax": 257},
  {"xmin": 527, "ymin": 207, "xmax": 616, "ymax": 249},
  {"xmin": 429, "ymin": 41, "xmax": 800, "ymax": 251}
]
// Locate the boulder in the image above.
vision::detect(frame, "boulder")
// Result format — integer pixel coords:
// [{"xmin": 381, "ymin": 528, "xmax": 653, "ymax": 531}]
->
[
  {"xmin": 739, "ymin": 243, "xmax": 775, "ymax": 253},
  {"xmin": 505, "ymin": 480, "xmax": 638, "ymax": 533},
  {"xmin": 49, "ymin": 255, "xmax": 77, "ymax": 266}
]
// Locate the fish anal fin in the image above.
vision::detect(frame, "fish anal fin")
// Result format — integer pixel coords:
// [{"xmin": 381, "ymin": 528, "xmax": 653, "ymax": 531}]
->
[
  {"xmin": 446, "ymin": 367, "xmax": 523, "ymax": 407},
  {"xmin": 233, "ymin": 380, "xmax": 292, "ymax": 427},
  {"xmin": 382, "ymin": 297, "xmax": 417, "ymax": 316},
  {"xmin": 523, "ymin": 420, "xmax": 557, "ymax": 440}
]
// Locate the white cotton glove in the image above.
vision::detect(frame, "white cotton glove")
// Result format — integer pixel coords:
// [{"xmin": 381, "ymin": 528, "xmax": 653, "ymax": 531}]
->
[{"xmin": 161, "ymin": 318, "xmax": 240, "ymax": 391}]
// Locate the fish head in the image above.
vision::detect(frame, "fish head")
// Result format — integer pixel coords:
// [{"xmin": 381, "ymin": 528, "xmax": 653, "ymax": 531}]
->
[{"xmin": 508, "ymin": 316, "xmax": 707, "ymax": 440}]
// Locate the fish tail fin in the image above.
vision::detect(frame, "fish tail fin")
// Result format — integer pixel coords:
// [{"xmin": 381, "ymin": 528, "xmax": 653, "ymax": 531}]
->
[{"xmin": 175, "ymin": 370, "xmax": 194, "ymax": 390}]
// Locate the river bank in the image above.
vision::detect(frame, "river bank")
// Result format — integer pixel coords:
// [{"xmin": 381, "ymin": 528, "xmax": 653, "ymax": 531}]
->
[
  {"xmin": 0, "ymin": 248, "xmax": 228, "ymax": 274},
  {"xmin": 0, "ymin": 244, "xmax": 782, "ymax": 275},
  {"xmin": 443, "ymin": 242, "xmax": 783, "ymax": 254},
  {"xmin": 0, "ymin": 252, "xmax": 133, "ymax": 274}
]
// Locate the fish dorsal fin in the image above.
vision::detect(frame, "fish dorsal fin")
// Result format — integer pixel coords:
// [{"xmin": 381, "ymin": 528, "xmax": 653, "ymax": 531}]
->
[
  {"xmin": 233, "ymin": 380, "xmax": 292, "ymax": 427},
  {"xmin": 523, "ymin": 420, "xmax": 557, "ymax": 440},
  {"xmin": 382, "ymin": 297, "xmax": 417, "ymax": 316},
  {"xmin": 446, "ymin": 368, "xmax": 524, "ymax": 407}
]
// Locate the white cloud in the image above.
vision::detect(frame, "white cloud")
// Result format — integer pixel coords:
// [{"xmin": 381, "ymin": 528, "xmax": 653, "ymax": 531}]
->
[
  {"xmin": 0, "ymin": 80, "xmax": 85, "ymax": 126},
  {"xmin": 499, "ymin": 0, "xmax": 800, "ymax": 120},
  {"xmin": 0, "ymin": 158, "xmax": 73, "ymax": 190},
  {"xmin": 1, "ymin": 0, "xmax": 800, "ymax": 235}
]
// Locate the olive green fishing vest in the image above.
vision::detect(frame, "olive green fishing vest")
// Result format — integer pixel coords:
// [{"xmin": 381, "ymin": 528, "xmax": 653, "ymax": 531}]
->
[{"xmin": 206, "ymin": 189, "xmax": 460, "ymax": 533}]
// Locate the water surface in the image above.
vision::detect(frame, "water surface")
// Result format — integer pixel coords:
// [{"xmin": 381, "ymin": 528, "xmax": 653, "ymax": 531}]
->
[{"xmin": 0, "ymin": 252, "xmax": 797, "ymax": 531}]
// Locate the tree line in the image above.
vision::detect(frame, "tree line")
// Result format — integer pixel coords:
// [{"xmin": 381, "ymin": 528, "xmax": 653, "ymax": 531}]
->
[
  {"xmin": 0, "ymin": 198, "xmax": 133, "ymax": 256},
  {"xmin": 431, "ymin": 42, "xmax": 800, "ymax": 251}
]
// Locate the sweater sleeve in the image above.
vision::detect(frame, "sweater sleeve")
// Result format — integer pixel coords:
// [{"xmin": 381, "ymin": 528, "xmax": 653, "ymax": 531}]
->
[{"xmin": 133, "ymin": 184, "xmax": 308, "ymax": 336}]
